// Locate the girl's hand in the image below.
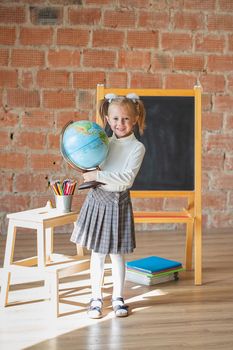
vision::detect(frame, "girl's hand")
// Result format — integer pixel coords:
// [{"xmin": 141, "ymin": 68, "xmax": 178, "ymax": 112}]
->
[{"xmin": 83, "ymin": 170, "xmax": 98, "ymax": 182}]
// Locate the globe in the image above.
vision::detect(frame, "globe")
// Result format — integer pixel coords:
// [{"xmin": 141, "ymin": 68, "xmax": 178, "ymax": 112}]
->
[{"xmin": 60, "ymin": 120, "xmax": 109, "ymax": 189}]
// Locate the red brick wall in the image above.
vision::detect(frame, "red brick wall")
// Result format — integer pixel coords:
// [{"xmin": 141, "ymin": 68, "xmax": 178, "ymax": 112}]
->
[{"xmin": 1, "ymin": 0, "xmax": 233, "ymax": 233}]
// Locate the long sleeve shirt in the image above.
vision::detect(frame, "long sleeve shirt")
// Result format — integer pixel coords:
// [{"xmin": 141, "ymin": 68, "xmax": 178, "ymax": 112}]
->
[{"xmin": 96, "ymin": 133, "xmax": 145, "ymax": 192}]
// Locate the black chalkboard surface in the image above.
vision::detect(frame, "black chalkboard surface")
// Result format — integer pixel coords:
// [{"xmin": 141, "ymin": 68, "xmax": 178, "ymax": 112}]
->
[
  {"xmin": 105, "ymin": 96, "xmax": 195, "ymax": 191},
  {"xmin": 134, "ymin": 96, "xmax": 195, "ymax": 191}
]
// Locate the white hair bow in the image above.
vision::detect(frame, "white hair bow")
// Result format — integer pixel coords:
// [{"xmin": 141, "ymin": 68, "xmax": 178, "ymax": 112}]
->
[
  {"xmin": 104, "ymin": 93, "xmax": 139, "ymax": 103},
  {"xmin": 104, "ymin": 93, "xmax": 118, "ymax": 103}
]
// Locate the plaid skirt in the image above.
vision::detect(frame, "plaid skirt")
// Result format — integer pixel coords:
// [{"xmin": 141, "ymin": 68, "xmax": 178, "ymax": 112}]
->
[{"xmin": 70, "ymin": 187, "xmax": 136, "ymax": 254}]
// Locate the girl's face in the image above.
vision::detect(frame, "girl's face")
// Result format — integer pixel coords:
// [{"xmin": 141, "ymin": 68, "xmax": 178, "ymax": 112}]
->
[{"xmin": 106, "ymin": 104, "xmax": 138, "ymax": 139}]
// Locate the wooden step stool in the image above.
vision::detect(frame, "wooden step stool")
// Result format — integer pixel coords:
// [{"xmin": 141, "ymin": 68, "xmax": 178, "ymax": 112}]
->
[{"xmin": 0, "ymin": 203, "xmax": 90, "ymax": 317}]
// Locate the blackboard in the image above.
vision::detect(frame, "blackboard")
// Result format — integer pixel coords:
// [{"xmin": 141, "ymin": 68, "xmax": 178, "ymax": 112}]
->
[{"xmin": 105, "ymin": 96, "xmax": 195, "ymax": 191}]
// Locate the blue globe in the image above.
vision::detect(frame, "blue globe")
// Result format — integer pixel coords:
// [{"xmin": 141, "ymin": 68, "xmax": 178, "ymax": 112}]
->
[{"xmin": 61, "ymin": 120, "xmax": 109, "ymax": 170}]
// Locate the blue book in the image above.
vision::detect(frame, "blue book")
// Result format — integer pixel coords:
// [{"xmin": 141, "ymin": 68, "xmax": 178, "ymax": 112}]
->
[{"xmin": 126, "ymin": 256, "xmax": 182, "ymax": 275}]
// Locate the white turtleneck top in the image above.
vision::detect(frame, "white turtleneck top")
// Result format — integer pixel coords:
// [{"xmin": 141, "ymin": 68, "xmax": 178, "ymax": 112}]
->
[{"xmin": 96, "ymin": 133, "xmax": 145, "ymax": 192}]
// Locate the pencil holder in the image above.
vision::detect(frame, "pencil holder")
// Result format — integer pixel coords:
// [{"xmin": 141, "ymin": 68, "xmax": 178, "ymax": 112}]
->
[{"xmin": 55, "ymin": 195, "xmax": 73, "ymax": 213}]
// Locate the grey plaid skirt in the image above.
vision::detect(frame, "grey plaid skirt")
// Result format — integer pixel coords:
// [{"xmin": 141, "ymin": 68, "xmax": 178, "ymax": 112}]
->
[{"xmin": 70, "ymin": 187, "xmax": 136, "ymax": 254}]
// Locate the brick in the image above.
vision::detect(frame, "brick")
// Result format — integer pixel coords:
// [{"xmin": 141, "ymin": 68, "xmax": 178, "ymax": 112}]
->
[
  {"xmin": 131, "ymin": 73, "xmax": 162, "ymax": 88},
  {"xmin": 165, "ymin": 74, "xmax": 196, "ymax": 89},
  {"xmin": 133, "ymin": 198, "xmax": 164, "ymax": 211},
  {"xmin": 0, "ymin": 110, "xmax": 19, "ymax": 127},
  {"xmin": 47, "ymin": 133, "xmax": 59, "ymax": 149},
  {"xmin": 0, "ymin": 194, "xmax": 30, "ymax": 213},
  {"xmin": 202, "ymin": 191, "xmax": 226, "ymax": 210},
  {"xmin": 0, "ymin": 131, "xmax": 11, "ymax": 148},
  {"xmin": 7, "ymin": 89, "xmax": 40, "ymax": 107},
  {"xmin": 202, "ymin": 171, "xmax": 210, "ymax": 189},
  {"xmin": 199, "ymin": 74, "xmax": 225, "ymax": 93},
  {"xmin": 229, "ymin": 192, "xmax": 233, "ymax": 207},
  {"xmin": 174, "ymin": 55, "xmax": 205, "ymax": 71},
  {"xmin": 202, "ymin": 93, "xmax": 212, "ymax": 111},
  {"xmin": 7, "ymin": 89, "xmax": 40, "ymax": 108},
  {"xmin": 164, "ymin": 198, "xmax": 187, "ymax": 210},
  {"xmin": 227, "ymin": 74, "xmax": 233, "ymax": 93},
  {"xmin": 184, "ymin": 0, "xmax": 216, "ymax": 10},
  {"xmin": 73, "ymin": 71, "xmax": 105, "ymax": 89},
  {"xmin": 202, "ymin": 112, "xmax": 223, "ymax": 131},
  {"xmin": 228, "ymin": 34, "xmax": 233, "ymax": 51},
  {"xmin": 16, "ymin": 131, "xmax": 47, "ymax": 150},
  {"xmin": 48, "ymin": 50, "xmax": 80, "ymax": 67},
  {"xmin": 138, "ymin": 11, "xmax": 169, "ymax": 28},
  {"xmin": 225, "ymin": 115, "xmax": 233, "ymax": 129},
  {"xmin": 12, "ymin": 49, "xmax": 45, "ymax": 67},
  {"xmin": 37, "ymin": 70, "xmax": 69, "ymax": 88},
  {"xmin": 0, "ymin": 152, "xmax": 27, "ymax": 169},
  {"xmin": 0, "ymin": 6, "xmax": 25, "ymax": 23},
  {"xmin": 208, "ymin": 15, "xmax": 233, "ymax": 31},
  {"xmin": 118, "ymin": 50, "xmax": 150, "ymax": 70},
  {"xmin": 83, "ymin": 49, "xmax": 116, "ymax": 68},
  {"xmin": 93, "ymin": 29, "xmax": 124, "ymax": 48},
  {"xmin": 103, "ymin": 10, "xmax": 136, "ymax": 28},
  {"xmin": 78, "ymin": 90, "xmax": 94, "ymax": 110},
  {"xmin": 127, "ymin": 30, "xmax": 159, "ymax": 49},
  {"xmin": 0, "ymin": 27, "xmax": 16, "ymax": 45},
  {"xmin": 202, "ymin": 153, "xmax": 224, "ymax": 170},
  {"xmin": 161, "ymin": 32, "xmax": 192, "ymax": 51},
  {"xmin": 119, "ymin": 0, "xmax": 151, "ymax": 8},
  {"xmin": 214, "ymin": 95, "xmax": 233, "ymax": 112},
  {"xmin": 43, "ymin": 90, "xmax": 76, "ymax": 109},
  {"xmin": 107, "ymin": 72, "xmax": 128, "ymax": 88},
  {"xmin": 20, "ymin": 71, "xmax": 34, "ymax": 89},
  {"xmin": 20, "ymin": 27, "xmax": 53, "ymax": 46},
  {"xmin": 0, "ymin": 173, "xmax": 13, "ymax": 193},
  {"xmin": 14, "ymin": 173, "xmax": 49, "ymax": 193},
  {"xmin": 30, "ymin": 154, "xmax": 62, "ymax": 171},
  {"xmin": 206, "ymin": 134, "xmax": 233, "ymax": 152},
  {"xmin": 218, "ymin": 0, "xmax": 233, "ymax": 10},
  {"xmin": 208, "ymin": 55, "xmax": 233, "ymax": 72},
  {"xmin": 0, "ymin": 49, "xmax": 8, "ymax": 66},
  {"xmin": 57, "ymin": 28, "xmax": 89, "ymax": 46},
  {"xmin": 212, "ymin": 212, "xmax": 233, "ymax": 228},
  {"xmin": 174, "ymin": 12, "xmax": 204, "ymax": 30},
  {"xmin": 211, "ymin": 173, "xmax": 233, "ymax": 190},
  {"xmin": 30, "ymin": 6, "xmax": 63, "ymax": 25},
  {"xmin": 56, "ymin": 112, "xmax": 84, "ymax": 128},
  {"xmin": 225, "ymin": 155, "xmax": 233, "ymax": 171},
  {"xmin": 152, "ymin": 0, "xmax": 178, "ymax": 10},
  {"xmin": 0, "ymin": 69, "xmax": 18, "ymax": 88},
  {"xmin": 22, "ymin": 110, "xmax": 54, "ymax": 128},
  {"xmin": 86, "ymin": 0, "xmax": 111, "ymax": 4},
  {"xmin": 152, "ymin": 54, "xmax": 173, "ymax": 71},
  {"xmin": 68, "ymin": 8, "xmax": 101, "ymax": 25},
  {"xmin": 195, "ymin": 34, "xmax": 225, "ymax": 53}
]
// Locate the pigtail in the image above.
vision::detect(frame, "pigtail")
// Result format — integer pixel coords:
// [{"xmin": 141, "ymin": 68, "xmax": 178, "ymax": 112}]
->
[
  {"xmin": 136, "ymin": 100, "xmax": 146, "ymax": 135},
  {"xmin": 98, "ymin": 98, "xmax": 109, "ymax": 127}
]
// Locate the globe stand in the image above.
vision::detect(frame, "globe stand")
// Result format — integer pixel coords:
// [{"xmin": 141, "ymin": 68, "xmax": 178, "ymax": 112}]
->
[{"xmin": 60, "ymin": 121, "xmax": 106, "ymax": 190}]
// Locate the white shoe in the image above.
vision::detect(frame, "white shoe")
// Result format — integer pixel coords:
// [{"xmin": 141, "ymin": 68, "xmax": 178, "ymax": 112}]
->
[
  {"xmin": 87, "ymin": 298, "xmax": 103, "ymax": 319},
  {"xmin": 112, "ymin": 297, "xmax": 129, "ymax": 317}
]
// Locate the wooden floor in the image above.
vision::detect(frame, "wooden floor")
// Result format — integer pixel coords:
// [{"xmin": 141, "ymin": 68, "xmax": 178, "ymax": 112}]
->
[{"xmin": 0, "ymin": 229, "xmax": 233, "ymax": 350}]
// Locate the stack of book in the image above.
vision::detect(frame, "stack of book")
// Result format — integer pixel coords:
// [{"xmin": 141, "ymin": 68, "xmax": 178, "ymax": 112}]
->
[{"xmin": 125, "ymin": 256, "xmax": 184, "ymax": 286}]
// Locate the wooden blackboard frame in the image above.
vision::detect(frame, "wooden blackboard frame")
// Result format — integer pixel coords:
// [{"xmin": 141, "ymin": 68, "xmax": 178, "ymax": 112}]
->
[{"xmin": 96, "ymin": 85, "xmax": 202, "ymax": 285}]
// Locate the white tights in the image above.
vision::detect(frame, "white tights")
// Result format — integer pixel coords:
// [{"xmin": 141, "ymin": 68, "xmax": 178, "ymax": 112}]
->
[{"xmin": 90, "ymin": 251, "xmax": 125, "ymax": 300}]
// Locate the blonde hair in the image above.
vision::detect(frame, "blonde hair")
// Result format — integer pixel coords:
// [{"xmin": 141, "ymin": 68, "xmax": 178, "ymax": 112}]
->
[{"xmin": 98, "ymin": 96, "xmax": 146, "ymax": 135}]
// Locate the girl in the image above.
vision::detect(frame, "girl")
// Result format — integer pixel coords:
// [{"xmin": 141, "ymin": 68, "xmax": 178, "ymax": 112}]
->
[{"xmin": 71, "ymin": 93, "xmax": 146, "ymax": 319}]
